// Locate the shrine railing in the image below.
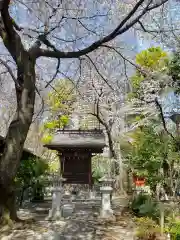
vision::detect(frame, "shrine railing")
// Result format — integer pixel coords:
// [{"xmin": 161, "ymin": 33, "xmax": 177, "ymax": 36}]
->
[{"xmin": 56, "ymin": 129, "xmax": 104, "ymax": 136}]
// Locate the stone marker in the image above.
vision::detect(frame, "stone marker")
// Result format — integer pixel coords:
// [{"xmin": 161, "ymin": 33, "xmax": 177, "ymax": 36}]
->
[
  {"xmin": 99, "ymin": 177, "xmax": 114, "ymax": 219},
  {"xmin": 47, "ymin": 176, "xmax": 66, "ymax": 220}
]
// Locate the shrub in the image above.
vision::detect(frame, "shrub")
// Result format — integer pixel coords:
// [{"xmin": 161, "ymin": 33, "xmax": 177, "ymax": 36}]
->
[
  {"xmin": 135, "ymin": 217, "xmax": 161, "ymax": 240},
  {"xmin": 31, "ymin": 179, "xmax": 45, "ymax": 202},
  {"xmin": 167, "ymin": 217, "xmax": 180, "ymax": 240},
  {"xmin": 92, "ymin": 168, "xmax": 103, "ymax": 184},
  {"xmin": 15, "ymin": 157, "xmax": 49, "ymax": 205},
  {"xmin": 131, "ymin": 193, "xmax": 159, "ymax": 220}
]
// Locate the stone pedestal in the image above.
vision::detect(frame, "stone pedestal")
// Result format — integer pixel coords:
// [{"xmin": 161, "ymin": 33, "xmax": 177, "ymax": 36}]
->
[
  {"xmin": 100, "ymin": 185, "xmax": 113, "ymax": 218},
  {"xmin": 89, "ymin": 190, "xmax": 96, "ymax": 199},
  {"xmin": 62, "ymin": 191, "xmax": 74, "ymax": 217},
  {"xmin": 99, "ymin": 178, "xmax": 114, "ymax": 219},
  {"xmin": 62, "ymin": 204, "xmax": 74, "ymax": 218},
  {"xmin": 47, "ymin": 176, "xmax": 66, "ymax": 220},
  {"xmin": 63, "ymin": 191, "xmax": 72, "ymax": 203}
]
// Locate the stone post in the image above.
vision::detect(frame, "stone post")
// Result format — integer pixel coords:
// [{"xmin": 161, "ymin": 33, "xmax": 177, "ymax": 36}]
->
[
  {"xmin": 61, "ymin": 190, "xmax": 75, "ymax": 218},
  {"xmin": 99, "ymin": 177, "xmax": 114, "ymax": 219},
  {"xmin": 47, "ymin": 175, "xmax": 66, "ymax": 220},
  {"xmin": 89, "ymin": 190, "xmax": 96, "ymax": 199}
]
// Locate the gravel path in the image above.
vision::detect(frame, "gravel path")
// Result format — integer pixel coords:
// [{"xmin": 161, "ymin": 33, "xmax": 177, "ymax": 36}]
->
[{"xmin": 0, "ymin": 204, "xmax": 134, "ymax": 240}]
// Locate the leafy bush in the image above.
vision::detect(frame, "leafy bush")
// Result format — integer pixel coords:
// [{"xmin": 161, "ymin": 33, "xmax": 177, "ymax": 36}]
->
[
  {"xmin": 16, "ymin": 157, "xmax": 48, "ymax": 187},
  {"xmin": 167, "ymin": 217, "xmax": 180, "ymax": 240},
  {"xmin": 92, "ymin": 168, "xmax": 103, "ymax": 183},
  {"xmin": 31, "ymin": 179, "xmax": 45, "ymax": 202},
  {"xmin": 135, "ymin": 217, "xmax": 161, "ymax": 240},
  {"xmin": 129, "ymin": 47, "xmax": 169, "ymax": 99},
  {"xmin": 168, "ymin": 52, "xmax": 180, "ymax": 93},
  {"xmin": 131, "ymin": 194, "xmax": 159, "ymax": 220},
  {"xmin": 15, "ymin": 157, "xmax": 49, "ymax": 205}
]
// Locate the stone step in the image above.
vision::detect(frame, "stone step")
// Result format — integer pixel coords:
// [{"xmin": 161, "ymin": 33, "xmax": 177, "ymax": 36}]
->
[{"xmin": 112, "ymin": 196, "xmax": 130, "ymax": 207}]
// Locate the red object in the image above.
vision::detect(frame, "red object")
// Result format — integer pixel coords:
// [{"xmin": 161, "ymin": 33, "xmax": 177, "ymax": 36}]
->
[
  {"xmin": 135, "ymin": 179, "xmax": 145, "ymax": 186},
  {"xmin": 133, "ymin": 175, "xmax": 146, "ymax": 186}
]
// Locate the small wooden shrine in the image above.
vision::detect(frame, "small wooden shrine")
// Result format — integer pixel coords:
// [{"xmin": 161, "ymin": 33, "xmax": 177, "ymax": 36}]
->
[{"xmin": 44, "ymin": 129, "xmax": 106, "ymax": 186}]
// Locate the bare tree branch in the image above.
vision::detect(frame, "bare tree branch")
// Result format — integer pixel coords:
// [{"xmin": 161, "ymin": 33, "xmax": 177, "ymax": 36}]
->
[
  {"xmin": 0, "ymin": 59, "xmax": 19, "ymax": 87},
  {"xmin": 155, "ymin": 97, "xmax": 176, "ymax": 141},
  {"xmin": 101, "ymin": 44, "xmax": 149, "ymax": 76},
  {"xmin": 35, "ymin": 0, "xmax": 167, "ymax": 59},
  {"xmin": 0, "ymin": 0, "xmax": 26, "ymax": 65},
  {"xmin": 63, "ymin": 13, "xmax": 109, "ymax": 20},
  {"xmin": 85, "ymin": 55, "xmax": 114, "ymax": 90},
  {"xmin": 45, "ymin": 59, "xmax": 61, "ymax": 88},
  {"xmin": 78, "ymin": 19, "xmax": 99, "ymax": 36},
  {"xmin": 33, "ymin": 87, "xmax": 45, "ymax": 122}
]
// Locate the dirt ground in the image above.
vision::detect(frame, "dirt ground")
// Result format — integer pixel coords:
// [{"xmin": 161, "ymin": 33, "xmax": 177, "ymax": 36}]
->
[{"xmin": 0, "ymin": 203, "xmax": 135, "ymax": 240}]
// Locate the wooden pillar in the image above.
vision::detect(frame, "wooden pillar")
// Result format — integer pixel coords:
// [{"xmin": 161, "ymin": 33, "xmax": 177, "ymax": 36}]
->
[
  {"xmin": 60, "ymin": 153, "xmax": 65, "ymax": 177},
  {"xmin": 89, "ymin": 153, "xmax": 92, "ymax": 189}
]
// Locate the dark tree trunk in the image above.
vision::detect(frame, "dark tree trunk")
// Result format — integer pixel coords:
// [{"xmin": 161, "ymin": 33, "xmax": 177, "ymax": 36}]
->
[
  {"xmin": 0, "ymin": 186, "xmax": 18, "ymax": 222},
  {"xmin": 0, "ymin": 58, "xmax": 36, "ymax": 220},
  {"xmin": 106, "ymin": 128, "xmax": 119, "ymax": 175},
  {"xmin": 19, "ymin": 186, "xmax": 26, "ymax": 207},
  {"xmin": 7, "ymin": 189, "xmax": 18, "ymax": 221}
]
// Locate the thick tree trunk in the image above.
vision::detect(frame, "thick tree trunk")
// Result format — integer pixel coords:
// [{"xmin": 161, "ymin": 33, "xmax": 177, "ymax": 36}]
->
[
  {"xmin": 106, "ymin": 129, "xmax": 119, "ymax": 175},
  {"xmin": 7, "ymin": 188, "xmax": 18, "ymax": 221},
  {"xmin": 0, "ymin": 58, "xmax": 36, "ymax": 220},
  {"xmin": 19, "ymin": 186, "xmax": 26, "ymax": 207},
  {"xmin": 0, "ymin": 186, "xmax": 18, "ymax": 223}
]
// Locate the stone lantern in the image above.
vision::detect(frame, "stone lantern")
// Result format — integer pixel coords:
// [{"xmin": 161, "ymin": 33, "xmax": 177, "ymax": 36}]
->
[
  {"xmin": 99, "ymin": 177, "xmax": 114, "ymax": 218},
  {"xmin": 47, "ymin": 175, "xmax": 66, "ymax": 220}
]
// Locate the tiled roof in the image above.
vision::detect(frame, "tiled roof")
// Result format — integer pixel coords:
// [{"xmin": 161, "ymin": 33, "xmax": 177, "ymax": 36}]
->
[{"xmin": 44, "ymin": 129, "xmax": 106, "ymax": 153}]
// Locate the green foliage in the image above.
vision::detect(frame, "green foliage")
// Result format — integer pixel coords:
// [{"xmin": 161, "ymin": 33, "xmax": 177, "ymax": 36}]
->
[
  {"xmin": 91, "ymin": 155, "xmax": 109, "ymax": 181},
  {"xmin": 135, "ymin": 217, "xmax": 161, "ymax": 240},
  {"xmin": 133, "ymin": 169, "xmax": 149, "ymax": 178},
  {"xmin": 131, "ymin": 194, "xmax": 159, "ymax": 219},
  {"xmin": 47, "ymin": 79, "xmax": 76, "ymax": 114},
  {"xmin": 168, "ymin": 52, "xmax": 180, "ymax": 93},
  {"xmin": 31, "ymin": 179, "xmax": 44, "ymax": 202},
  {"xmin": 131, "ymin": 73, "xmax": 145, "ymax": 90},
  {"xmin": 15, "ymin": 157, "xmax": 49, "ymax": 187},
  {"xmin": 48, "ymin": 159, "xmax": 60, "ymax": 172},
  {"xmin": 127, "ymin": 126, "xmax": 163, "ymax": 187},
  {"xmin": 41, "ymin": 134, "xmax": 53, "ymax": 144},
  {"xmin": 125, "ymin": 113, "xmax": 146, "ymax": 126},
  {"xmin": 127, "ymin": 92, "xmax": 137, "ymax": 100},
  {"xmin": 42, "ymin": 115, "xmax": 70, "ymax": 131},
  {"xmin": 129, "ymin": 47, "xmax": 169, "ymax": 98},
  {"xmin": 167, "ymin": 218, "xmax": 180, "ymax": 240},
  {"xmin": 136, "ymin": 46, "xmax": 168, "ymax": 71},
  {"xmin": 15, "ymin": 157, "xmax": 49, "ymax": 203},
  {"xmin": 41, "ymin": 79, "xmax": 77, "ymax": 143},
  {"xmin": 92, "ymin": 168, "xmax": 103, "ymax": 183},
  {"xmin": 125, "ymin": 125, "xmax": 180, "ymax": 190}
]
